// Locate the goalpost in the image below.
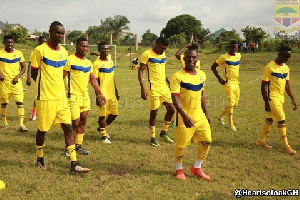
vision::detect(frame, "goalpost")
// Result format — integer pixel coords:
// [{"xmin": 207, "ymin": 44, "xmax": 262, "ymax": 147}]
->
[{"xmin": 61, "ymin": 44, "xmax": 117, "ymax": 67}]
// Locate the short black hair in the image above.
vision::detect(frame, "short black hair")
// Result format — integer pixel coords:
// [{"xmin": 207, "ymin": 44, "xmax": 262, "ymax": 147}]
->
[
  {"xmin": 230, "ymin": 40, "xmax": 238, "ymax": 45},
  {"xmin": 188, "ymin": 43, "xmax": 198, "ymax": 51},
  {"xmin": 38, "ymin": 36, "xmax": 46, "ymax": 42},
  {"xmin": 279, "ymin": 45, "xmax": 292, "ymax": 52},
  {"xmin": 76, "ymin": 37, "xmax": 88, "ymax": 45},
  {"xmin": 156, "ymin": 37, "xmax": 168, "ymax": 46},
  {"xmin": 3, "ymin": 35, "xmax": 13, "ymax": 42},
  {"xmin": 98, "ymin": 41, "xmax": 108, "ymax": 49},
  {"xmin": 50, "ymin": 21, "xmax": 63, "ymax": 30}
]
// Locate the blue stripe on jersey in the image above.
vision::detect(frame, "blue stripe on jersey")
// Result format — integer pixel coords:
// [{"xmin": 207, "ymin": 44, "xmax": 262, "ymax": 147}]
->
[
  {"xmin": 148, "ymin": 58, "xmax": 166, "ymax": 64},
  {"xmin": 71, "ymin": 65, "xmax": 91, "ymax": 73},
  {"xmin": 99, "ymin": 67, "xmax": 114, "ymax": 73},
  {"xmin": 43, "ymin": 57, "xmax": 67, "ymax": 68},
  {"xmin": 225, "ymin": 60, "xmax": 240, "ymax": 66},
  {"xmin": 196, "ymin": 65, "xmax": 199, "ymax": 68},
  {"xmin": 271, "ymin": 72, "xmax": 288, "ymax": 79},
  {"xmin": 67, "ymin": 72, "xmax": 71, "ymax": 98},
  {"xmin": 180, "ymin": 82, "xmax": 204, "ymax": 92},
  {"xmin": 0, "ymin": 57, "xmax": 21, "ymax": 63}
]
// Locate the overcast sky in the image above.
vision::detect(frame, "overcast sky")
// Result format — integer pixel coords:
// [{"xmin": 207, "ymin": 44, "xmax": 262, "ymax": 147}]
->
[{"xmin": 0, "ymin": 0, "xmax": 276, "ymax": 40}]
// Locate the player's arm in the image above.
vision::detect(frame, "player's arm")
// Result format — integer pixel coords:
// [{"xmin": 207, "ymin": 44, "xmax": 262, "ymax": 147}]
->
[
  {"xmin": 166, "ymin": 74, "xmax": 170, "ymax": 87},
  {"xmin": 211, "ymin": 62, "xmax": 225, "ymax": 85},
  {"xmin": 0, "ymin": 70, "xmax": 4, "ymax": 81},
  {"xmin": 261, "ymin": 81, "xmax": 270, "ymax": 112},
  {"xmin": 175, "ymin": 43, "xmax": 192, "ymax": 60},
  {"xmin": 138, "ymin": 63, "xmax": 147, "ymax": 100},
  {"xmin": 201, "ymin": 90, "xmax": 211, "ymax": 124},
  {"xmin": 285, "ymin": 80, "xmax": 297, "ymax": 111},
  {"xmin": 26, "ymin": 61, "xmax": 32, "ymax": 86},
  {"xmin": 63, "ymin": 70, "xmax": 68, "ymax": 78},
  {"xmin": 114, "ymin": 77, "xmax": 120, "ymax": 100},
  {"xmin": 172, "ymin": 94, "xmax": 193, "ymax": 128},
  {"xmin": 90, "ymin": 72, "xmax": 106, "ymax": 106},
  {"xmin": 12, "ymin": 61, "xmax": 26, "ymax": 85}
]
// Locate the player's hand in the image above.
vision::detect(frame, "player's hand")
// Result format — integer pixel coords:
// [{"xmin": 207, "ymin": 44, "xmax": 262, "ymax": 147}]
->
[
  {"xmin": 115, "ymin": 93, "xmax": 120, "ymax": 100},
  {"xmin": 182, "ymin": 114, "xmax": 194, "ymax": 128},
  {"xmin": 141, "ymin": 89, "xmax": 147, "ymax": 100},
  {"xmin": 217, "ymin": 77, "xmax": 226, "ymax": 85},
  {"xmin": 26, "ymin": 76, "xmax": 31, "ymax": 86},
  {"xmin": 291, "ymin": 100, "xmax": 297, "ymax": 111},
  {"xmin": 0, "ymin": 74, "xmax": 4, "ymax": 81},
  {"xmin": 264, "ymin": 101, "xmax": 271, "ymax": 112},
  {"xmin": 12, "ymin": 77, "xmax": 18, "ymax": 85},
  {"xmin": 185, "ymin": 43, "xmax": 192, "ymax": 48},
  {"xmin": 97, "ymin": 94, "xmax": 106, "ymax": 107},
  {"xmin": 206, "ymin": 115, "xmax": 211, "ymax": 124}
]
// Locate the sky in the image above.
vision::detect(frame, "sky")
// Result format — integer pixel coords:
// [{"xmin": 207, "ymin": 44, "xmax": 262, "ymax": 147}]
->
[{"xmin": 0, "ymin": 0, "xmax": 276, "ymax": 40}]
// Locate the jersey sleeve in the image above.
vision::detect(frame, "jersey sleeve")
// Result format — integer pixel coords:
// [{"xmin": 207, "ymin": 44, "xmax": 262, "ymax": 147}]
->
[
  {"xmin": 170, "ymin": 72, "xmax": 181, "ymax": 95},
  {"xmin": 215, "ymin": 55, "xmax": 225, "ymax": 66},
  {"xmin": 19, "ymin": 51, "xmax": 25, "ymax": 62},
  {"xmin": 286, "ymin": 66, "xmax": 290, "ymax": 81},
  {"xmin": 64, "ymin": 56, "xmax": 72, "ymax": 72},
  {"xmin": 179, "ymin": 55, "xmax": 185, "ymax": 67},
  {"xmin": 140, "ymin": 51, "xmax": 148, "ymax": 65},
  {"xmin": 30, "ymin": 47, "xmax": 42, "ymax": 69},
  {"xmin": 93, "ymin": 61, "xmax": 99, "ymax": 78},
  {"xmin": 262, "ymin": 65, "xmax": 271, "ymax": 82}
]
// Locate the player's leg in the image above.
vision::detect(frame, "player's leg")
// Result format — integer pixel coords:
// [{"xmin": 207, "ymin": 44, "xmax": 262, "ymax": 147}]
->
[
  {"xmin": 36, "ymin": 129, "xmax": 47, "ymax": 170},
  {"xmin": 75, "ymin": 110, "xmax": 90, "ymax": 155},
  {"xmin": 31, "ymin": 100, "xmax": 37, "ymax": 120},
  {"xmin": 160, "ymin": 102, "xmax": 175, "ymax": 143},
  {"xmin": 16, "ymin": 102, "xmax": 28, "ymax": 132},
  {"xmin": 256, "ymin": 117, "xmax": 273, "ymax": 148},
  {"xmin": 0, "ymin": 84, "xmax": 10, "ymax": 128},
  {"xmin": 0, "ymin": 103, "xmax": 8, "ymax": 128},
  {"xmin": 278, "ymin": 120, "xmax": 296, "ymax": 155},
  {"xmin": 98, "ymin": 102, "xmax": 111, "ymax": 144},
  {"xmin": 149, "ymin": 109, "xmax": 159, "ymax": 146},
  {"xmin": 191, "ymin": 121, "xmax": 212, "ymax": 181},
  {"xmin": 104, "ymin": 98, "xmax": 119, "ymax": 139}
]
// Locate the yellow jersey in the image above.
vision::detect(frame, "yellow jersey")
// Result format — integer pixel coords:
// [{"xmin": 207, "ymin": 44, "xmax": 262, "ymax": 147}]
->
[
  {"xmin": 262, "ymin": 60, "xmax": 290, "ymax": 103},
  {"xmin": 171, "ymin": 69, "xmax": 207, "ymax": 127},
  {"xmin": 30, "ymin": 42, "xmax": 68, "ymax": 100},
  {"xmin": 64, "ymin": 54, "xmax": 92, "ymax": 98},
  {"xmin": 215, "ymin": 52, "xmax": 241, "ymax": 83},
  {"xmin": 93, "ymin": 57, "xmax": 115, "ymax": 100},
  {"xmin": 0, "ymin": 49, "xmax": 25, "ymax": 81}
]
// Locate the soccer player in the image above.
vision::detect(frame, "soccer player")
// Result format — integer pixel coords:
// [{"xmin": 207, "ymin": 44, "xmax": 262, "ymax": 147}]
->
[
  {"xmin": 175, "ymin": 42, "xmax": 201, "ymax": 70},
  {"xmin": 93, "ymin": 41, "xmax": 119, "ymax": 144},
  {"xmin": 138, "ymin": 37, "xmax": 175, "ymax": 146},
  {"xmin": 171, "ymin": 47, "xmax": 212, "ymax": 180},
  {"xmin": 63, "ymin": 37, "xmax": 106, "ymax": 155},
  {"xmin": 256, "ymin": 46, "xmax": 297, "ymax": 155},
  {"xmin": 0, "ymin": 35, "xmax": 28, "ymax": 132},
  {"xmin": 30, "ymin": 21, "xmax": 89, "ymax": 173},
  {"xmin": 26, "ymin": 36, "xmax": 47, "ymax": 120},
  {"xmin": 211, "ymin": 40, "xmax": 241, "ymax": 131}
]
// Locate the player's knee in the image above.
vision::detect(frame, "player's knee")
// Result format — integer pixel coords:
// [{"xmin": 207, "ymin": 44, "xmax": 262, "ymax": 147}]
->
[
  {"xmin": 167, "ymin": 104, "xmax": 175, "ymax": 114},
  {"xmin": 61, "ymin": 124, "xmax": 73, "ymax": 134},
  {"xmin": 150, "ymin": 110, "xmax": 158, "ymax": 118},
  {"xmin": 226, "ymin": 106, "xmax": 233, "ymax": 114},
  {"xmin": 37, "ymin": 129, "xmax": 46, "ymax": 135}
]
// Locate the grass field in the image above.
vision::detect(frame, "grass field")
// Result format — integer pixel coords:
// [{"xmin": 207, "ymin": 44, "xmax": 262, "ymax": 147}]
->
[{"xmin": 0, "ymin": 44, "xmax": 300, "ymax": 199}]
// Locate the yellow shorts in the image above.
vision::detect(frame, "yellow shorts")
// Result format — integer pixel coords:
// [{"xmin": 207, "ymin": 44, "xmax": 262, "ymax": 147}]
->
[
  {"xmin": 223, "ymin": 83, "xmax": 240, "ymax": 107},
  {"xmin": 36, "ymin": 99, "xmax": 72, "ymax": 132},
  {"xmin": 175, "ymin": 120, "xmax": 212, "ymax": 149},
  {"xmin": 147, "ymin": 87, "xmax": 172, "ymax": 110},
  {"xmin": 267, "ymin": 100, "xmax": 285, "ymax": 121},
  {"xmin": 0, "ymin": 81, "xmax": 24, "ymax": 104},
  {"xmin": 68, "ymin": 95, "xmax": 91, "ymax": 120},
  {"xmin": 98, "ymin": 98, "xmax": 119, "ymax": 117}
]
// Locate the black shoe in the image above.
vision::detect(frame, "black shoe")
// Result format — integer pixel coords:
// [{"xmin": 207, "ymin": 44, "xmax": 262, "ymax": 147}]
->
[
  {"xmin": 37, "ymin": 157, "xmax": 47, "ymax": 170},
  {"xmin": 150, "ymin": 138, "xmax": 160, "ymax": 147},
  {"xmin": 76, "ymin": 146, "xmax": 90, "ymax": 155}
]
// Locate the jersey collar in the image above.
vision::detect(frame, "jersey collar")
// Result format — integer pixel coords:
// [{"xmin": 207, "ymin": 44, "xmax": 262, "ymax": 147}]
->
[
  {"xmin": 183, "ymin": 68, "xmax": 197, "ymax": 75},
  {"xmin": 274, "ymin": 60, "xmax": 283, "ymax": 66}
]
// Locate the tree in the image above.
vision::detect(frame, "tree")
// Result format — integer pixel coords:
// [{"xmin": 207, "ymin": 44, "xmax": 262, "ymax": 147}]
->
[
  {"xmin": 168, "ymin": 33, "xmax": 187, "ymax": 45},
  {"xmin": 216, "ymin": 29, "xmax": 241, "ymax": 51},
  {"xmin": 100, "ymin": 15, "xmax": 130, "ymax": 41},
  {"xmin": 86, "ymin": 26, "xmax": 109, "ymax": 45},
  {"xmin": 160, "ymin": 14, "xmax": 210, "ymax": 44},
  {"xmin": 10, "ymin": 26, "xmax": 29, "ymax": 43},
  {"xmin": 241, "ymin": 26, "xmax": 267, "ymax": 44},
  {"xmin": 141, "ymin": 29, "xmax": 158, "ymax": 43},
  {"xmin": 66, "ymin": 30, "xmax": 84, "ymax": 43}
]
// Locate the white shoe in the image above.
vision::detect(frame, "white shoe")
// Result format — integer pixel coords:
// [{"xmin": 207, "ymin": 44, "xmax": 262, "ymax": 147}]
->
[
  {"xmin": 217, "ymin": 117, "xmax": 225, "ymax": 125},
  {"xmin": 106, "ymin": 133, "xmax": 110, "ymax": 139},
  {"xmin": 102, "ymin": 137, "xmax": 111, "ymax": 144},
  {"xmin": 230, "ymin": 125, "xmax": 238, "ymax": 131}
]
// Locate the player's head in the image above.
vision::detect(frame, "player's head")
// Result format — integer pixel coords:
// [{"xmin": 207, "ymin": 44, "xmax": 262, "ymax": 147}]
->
[
  {"xmin": 3, "ymin": 35, "xmax": 14, "ymax": 52},
  {"xmin": 49, "ymin": 21, "xmax": 65, "ymax": 44},
  {"xmin": 189, "ymin": 43, "xmax": 198, "ymax": 51},
  {"xmin": 184, "ymin": 48, "xmax": 198, "ymax": 71},
  {"xmin": 154, "ymin": 37, "xmax": 168, "ymax": 55},
  {"xmin": 229, "ymin": 40, "xmax": 238, "ymax": 54},
  {"xmin": 38, "ymin": 36, "xmax": 47, "ymax": 45},
  {"xmin": 278, "ymin": 45, "xmax": 292, "ymax": 63},
  {"xmin": 98, "ymin": 41, "xmax": 109, "ymax": 58},
  {"xmin": 75, "ymin": 37, "xmax": 89, "ymax": 57}
]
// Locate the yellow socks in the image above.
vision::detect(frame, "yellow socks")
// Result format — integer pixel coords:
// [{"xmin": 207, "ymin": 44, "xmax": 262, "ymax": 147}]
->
[
  {"xmin": 100, "ymin": 128, "xmax": 106, "ymax": 137},
  {"xmin": 175, "ymin": 146, "xmax": 184, "ymax": 163},
  {"xmin": 258, "ymin": 120, "xmax": 272, "ymax": 143},
  {"xmin": 162, "ymin": 121, "xmax": 171, "ymax": 132},
  {"xmin": 67, "ymin": 144, "xmax": 77, "ymax": 162},
  {"xmin": 1, "ymin": 106, "xmax": 7, "ymax": 124},
  {"xmin": 277, "ymin": 124, "xmax": 289, "ymax": 148},
  {"xmin": 17, "ymin": 105, "xmax": 25, "ymax": 126},
  {"xmin": 197, "ymin": 142, "xmax": 211, "ymax": 161},
  {"xmin": 36, "ymin": 144, "xmax": 45, "ymax": 157},
  {"xmin": 150, "ymin": 126, "xmax": 156, "ymax": 138},
  {"xmin": 75, "ymin": 133, "xmax": 85, "ymax": 146}
]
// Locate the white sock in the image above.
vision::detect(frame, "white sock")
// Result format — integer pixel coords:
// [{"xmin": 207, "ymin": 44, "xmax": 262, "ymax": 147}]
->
[
  {"xmin": 194, "ymin": 159, "xmax": 203, "ymax": 168},
  {"xmin": 175, "ymin": 162, "xmax": 183, "ymax": 170}
]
